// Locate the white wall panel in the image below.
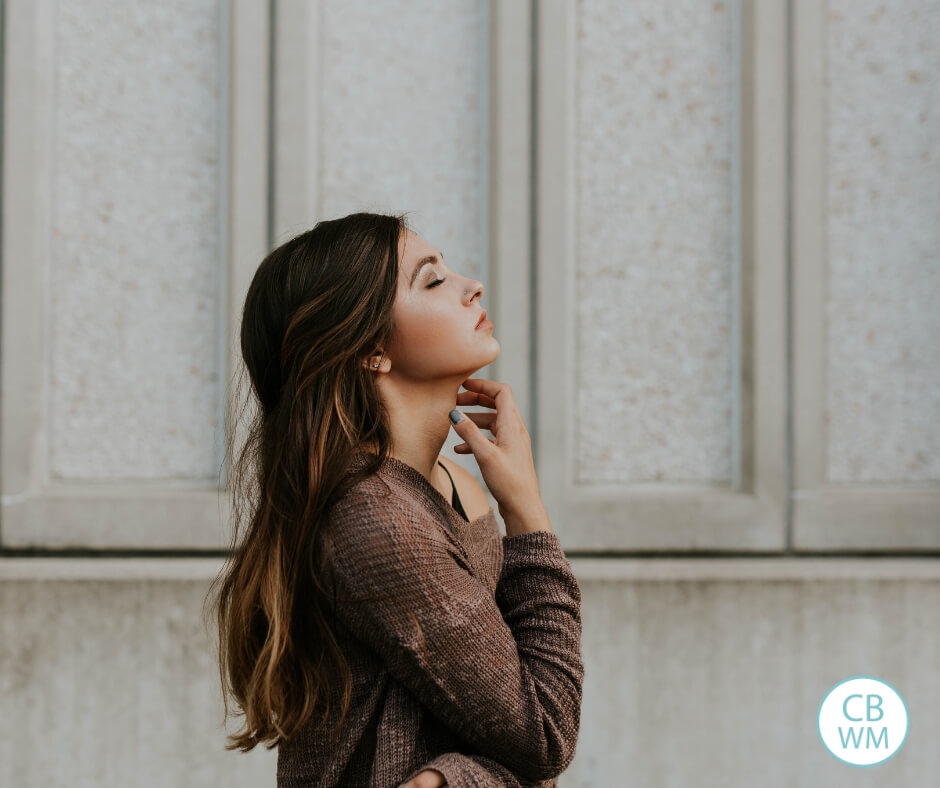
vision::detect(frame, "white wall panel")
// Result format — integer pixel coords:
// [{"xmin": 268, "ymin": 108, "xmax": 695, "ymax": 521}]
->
[
  {"xmin": 791, "ymin": 0, "xmax": 940, "ymax": 549},
  {"xmin": 574, "ymin": 0, "xmax": 735, "ymax": 484},
  {"xmin": 535, "ymin": 0, "xmax": 787, "ymax": 551},
  {"xmin": 1, "ymin": 0, "xmax": 267, "ymax": 548},
  {"xmin": 825, "ymin": 0, "xmax": 940, "ymax": 483},
  {"xmin": 315, "ymin": 0, "xmax": 490, "ymax": 295},
  {"xmin": 50, "ymin": 0, "xmax": 225, "ymax": 481}
]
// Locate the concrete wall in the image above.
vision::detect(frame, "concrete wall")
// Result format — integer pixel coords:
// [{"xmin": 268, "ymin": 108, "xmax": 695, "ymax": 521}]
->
[
  {"xmin": 572, "ymin": 560, "xmax": 940, "ymax": 786},
  {"xmin": 0, "ymin": 565, "xmax": 277, "ymax": 786},
  {"xmin": 2, "ymin": 560, "xmax": 938, "ymax": 786},
  {"xmin": 1, "ymin": 0, "xmax": 937, "ymax": 786}
]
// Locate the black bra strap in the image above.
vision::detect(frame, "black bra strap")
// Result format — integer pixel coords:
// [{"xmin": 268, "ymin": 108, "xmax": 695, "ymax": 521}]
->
[
  {"xmin": 437, "ymin": 461, "xmax": 469, "ymax": 521},
  {"xmin": 437, "ymin": 460, "xmax": 457, "ymax": 497}
]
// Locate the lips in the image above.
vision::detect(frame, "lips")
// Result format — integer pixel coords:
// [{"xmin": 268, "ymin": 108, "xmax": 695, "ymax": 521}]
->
[{"xmin": 475, "ymin": 310, "xmax": 487, "ymax": 329}]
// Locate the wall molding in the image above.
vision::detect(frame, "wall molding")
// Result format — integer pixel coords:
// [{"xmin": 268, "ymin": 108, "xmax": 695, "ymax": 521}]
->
[
  {"xmin": 534, "ymin": 0, "xmax": 789, "ymax": 551},
  {"xmin": 0, "ymin": 0, "xmax": 269, "ymax": 549}
]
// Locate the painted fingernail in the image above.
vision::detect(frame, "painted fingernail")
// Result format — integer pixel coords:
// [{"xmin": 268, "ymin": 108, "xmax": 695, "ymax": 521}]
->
[{"xmin": 449, "ymin": 409, "xmax": 463, "ymax": 424}]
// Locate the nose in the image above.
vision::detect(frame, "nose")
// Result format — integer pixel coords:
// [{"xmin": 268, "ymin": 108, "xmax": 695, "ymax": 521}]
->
[{"xmin": 467, "ymin": 278, "xmax": 484, "ymax": 303}]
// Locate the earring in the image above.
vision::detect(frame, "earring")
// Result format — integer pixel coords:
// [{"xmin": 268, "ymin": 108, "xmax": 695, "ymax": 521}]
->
[{"xmin": 373, "ymin": 362, "xmax": 379, "ymax": 368}]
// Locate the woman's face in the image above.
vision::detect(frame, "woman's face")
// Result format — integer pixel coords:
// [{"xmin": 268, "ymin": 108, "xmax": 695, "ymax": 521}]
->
[{"xmin": 383, "ymin": 229, "xmax": 499, "ymax": 382}]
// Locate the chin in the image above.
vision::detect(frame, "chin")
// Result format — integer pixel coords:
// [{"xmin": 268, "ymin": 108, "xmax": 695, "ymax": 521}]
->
[{"xmin": 480, "ymin": 340, "xmax": 500, "ymax": 366}]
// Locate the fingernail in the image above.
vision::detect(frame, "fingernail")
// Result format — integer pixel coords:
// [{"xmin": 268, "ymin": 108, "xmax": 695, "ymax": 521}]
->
[{"xmin": 449, "ymin": 409, "xmax": 463, "ymax": 424}]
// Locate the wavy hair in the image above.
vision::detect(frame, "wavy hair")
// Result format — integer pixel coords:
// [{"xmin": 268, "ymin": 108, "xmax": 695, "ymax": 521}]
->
[{"xmin": 204, "ymin": 211, "xmax": 413, "ymax": 751}]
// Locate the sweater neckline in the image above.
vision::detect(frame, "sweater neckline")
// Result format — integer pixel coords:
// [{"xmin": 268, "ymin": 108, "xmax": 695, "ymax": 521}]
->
[{"xmin": 350, "ymin": 450, "xmax": 494, "ymax": 527}]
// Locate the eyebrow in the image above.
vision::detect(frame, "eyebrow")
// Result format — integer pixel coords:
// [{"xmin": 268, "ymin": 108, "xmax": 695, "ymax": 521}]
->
[{"xmin": 409, "ymin": 252, "xmax": 444, "ymax": 288}]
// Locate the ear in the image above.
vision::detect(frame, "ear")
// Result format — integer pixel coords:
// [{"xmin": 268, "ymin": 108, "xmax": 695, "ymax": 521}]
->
[{"xmin": 362, "ymin": 353, "xmax": 387, "ymax": 372}]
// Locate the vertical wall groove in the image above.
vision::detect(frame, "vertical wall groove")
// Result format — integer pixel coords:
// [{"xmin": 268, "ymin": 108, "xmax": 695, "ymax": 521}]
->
[
  {"xmin": 529, "ymin": 0, "xmax": 539, "ymax": 466},
  {"xmin": 0, "ymin": 0, "xmax": 6, "ymax": 547},
  {"xmin": 266, "ymin": 0, "xmax": 276, "ymax": 253},
  {"xmin": 730, "ymin": 0, "xmax": 743, "ymax": 494},
  {"xmin": 215, "ymin": 0, "xmax": 232, "ymax": 491},
  {"xmin": 784, "ymin": 0, "xmax": 795, "ymax": 552}
]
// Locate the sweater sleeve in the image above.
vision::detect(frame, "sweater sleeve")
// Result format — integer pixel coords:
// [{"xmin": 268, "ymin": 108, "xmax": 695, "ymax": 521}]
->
[
  {"xmin": 324, "ymin": 493, "xmax": 583, "ymax": 783},
  {"xmin": 398, "ymin": 752, "xmax": 549, "ymax": 787}
]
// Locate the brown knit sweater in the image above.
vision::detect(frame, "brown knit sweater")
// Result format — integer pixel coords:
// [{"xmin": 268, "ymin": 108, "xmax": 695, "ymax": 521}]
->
[{"xmin": 276, "ymin": 451, "xmax": 584, "ymax": 787}]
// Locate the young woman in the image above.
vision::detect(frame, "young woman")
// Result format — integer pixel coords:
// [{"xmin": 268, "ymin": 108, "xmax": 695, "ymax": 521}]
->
[{"xmin": 206, "ymin": 212, "xmax": 584, "ymax": 787}]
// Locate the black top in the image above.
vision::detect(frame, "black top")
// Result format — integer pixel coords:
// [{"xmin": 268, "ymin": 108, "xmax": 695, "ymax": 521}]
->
[{"xmin": 437, "ymin": 461, "xmax": 469, "ymax": 522}]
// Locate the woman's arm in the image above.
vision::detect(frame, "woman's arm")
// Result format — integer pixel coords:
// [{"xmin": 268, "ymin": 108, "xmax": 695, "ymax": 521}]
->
[{"xmin": 325, "ymin": 489, "xmax": 583, "ymax": 784}]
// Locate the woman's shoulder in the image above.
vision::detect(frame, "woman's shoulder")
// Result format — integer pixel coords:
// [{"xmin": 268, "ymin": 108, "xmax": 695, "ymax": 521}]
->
[
  {"xmin": 325, "ymin": 473, "xmax": 465, "ymax": 579},
  {"xmin": 331, "ymin": 470, "xmax": 412, "ymax": 517},
  {"xmin": 435, "ymin": 455, "xmax": 492, "ymax": 522},
  {"xmin": 330, "ymin": 464, "xmax": 443, "ymax": 535}
]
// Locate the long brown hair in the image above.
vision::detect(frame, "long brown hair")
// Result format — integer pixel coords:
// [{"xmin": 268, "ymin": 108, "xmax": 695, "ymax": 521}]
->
[{"xmin": 204, "ymin": 211, "xmax": 411, "ymax": 751}]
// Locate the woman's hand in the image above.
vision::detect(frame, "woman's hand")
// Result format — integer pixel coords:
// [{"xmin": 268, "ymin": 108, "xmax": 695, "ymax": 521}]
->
[
  {"xmin": 449, "ymin": 378, "xmax": 551, "ymax": 536},
  {"xmin": 399, "ymin": 767, "xmax": 447, "ymax": 788}
]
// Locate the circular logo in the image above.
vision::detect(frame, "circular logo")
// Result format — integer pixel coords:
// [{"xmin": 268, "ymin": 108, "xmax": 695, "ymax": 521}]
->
[{"xmin": 817, "ymin": 676, "xmax": 908, "ymax": 766}]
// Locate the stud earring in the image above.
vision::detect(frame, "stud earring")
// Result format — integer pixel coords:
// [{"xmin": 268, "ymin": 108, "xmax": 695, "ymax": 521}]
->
[{"xmin": 373, "ymin": 361, "xmax": 379, "ymax": 368}]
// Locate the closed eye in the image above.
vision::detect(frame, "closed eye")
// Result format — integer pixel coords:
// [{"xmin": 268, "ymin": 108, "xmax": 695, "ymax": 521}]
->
[{"xmin": 427, "ymin": 277, "xmax": 446, "ymax": 289}]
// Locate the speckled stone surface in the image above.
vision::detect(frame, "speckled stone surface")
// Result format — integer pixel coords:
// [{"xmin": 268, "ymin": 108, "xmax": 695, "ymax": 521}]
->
[
  {"xmin": 825, "ymin": 0, "xmax": 940, "ymax": 482},
  {"xmin": 49, "ymin": 0, "xmax": 224, "ymax": 481},
  {"xmin": 317, "ymin": 0, "xmax": 489, "ymax": 293},
  {"xmin": 573, "ymin": 0, "xmax": 735, "ymax": 484}
]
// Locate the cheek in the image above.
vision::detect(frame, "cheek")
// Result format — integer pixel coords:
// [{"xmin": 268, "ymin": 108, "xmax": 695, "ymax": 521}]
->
[{"xmin": 390, "ymin": 305, "xmax": 471, "ymax": 378}]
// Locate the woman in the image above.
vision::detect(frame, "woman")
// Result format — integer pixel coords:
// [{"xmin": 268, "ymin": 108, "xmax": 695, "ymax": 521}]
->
[{"xmin": 206, "ymin": 212, "xmax": 584, "ymax": 787}]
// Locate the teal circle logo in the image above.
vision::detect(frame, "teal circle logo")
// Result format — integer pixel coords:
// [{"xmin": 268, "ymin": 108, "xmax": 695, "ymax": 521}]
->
[{"xmin": 817, "ymin": 676, "xmax": 908, "ymax": 766}]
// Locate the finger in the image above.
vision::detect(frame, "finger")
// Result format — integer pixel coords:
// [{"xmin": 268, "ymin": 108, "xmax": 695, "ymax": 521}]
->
[
  {"xmin": 453, "ymin": 437, "xmax": 496, "ymax": 453},
  {"xmin": 460, "ymin": 411, "xmax": 496, "ymax": 431},
  {"xmin": 455, "ymin": 390, "xmax": 496, "ymax": 409},
  {"xmin": 399, "ymin": 769, "xmax": 446, "ymax": 788},
  {"xmin": 448, "ymin": 409, "xmax": 492, "ymax": 456},
  {"xmin": 461, "ymin": 378, "xmax": 518, "ymax": 415},
  {"xmin": 459, "ymin": 378, "xmax": 507, "ymax": 400}
]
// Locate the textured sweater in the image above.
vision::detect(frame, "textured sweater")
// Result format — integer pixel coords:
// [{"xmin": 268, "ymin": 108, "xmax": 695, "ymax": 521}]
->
[{"xmin": 276, "ymin": 450, "xmax": 584, "ymax": 787}]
